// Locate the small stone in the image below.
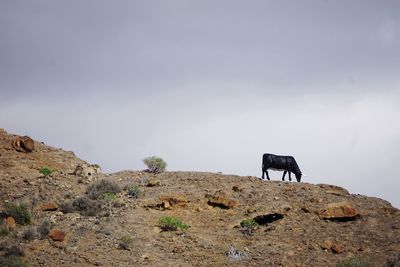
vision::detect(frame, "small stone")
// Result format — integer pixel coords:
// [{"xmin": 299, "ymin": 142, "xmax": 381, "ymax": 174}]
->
[
  {"xmin": 206, "ymin": 191, "xmax": 237, "ymax": 209},
  {"xmin": 41, "ymin": 202, "xmax": 58, "ymax": 211},
  {"xmin": 321, "ymin": 240, "xmax": 333, "ymax": 250},
  {"xmin": 288, "ymin": 251, "xmax": 295, "ymax": 257},
  {"xmin": 147, "ymin": 180, "xmax": 160, "ymax": 187},
  {"xmin": 331, "ymin": 243, "xmax": 344, "ymax": 254},
  {"xmin": 232, "ymin": 185, "xmax": 242, "ymax": 192},
  {"xmin": 48, "ymin": 229, "xmax": 66, "ymax": 241},
  {"xmin": 247, "ymin": 207, "xmax": 256, "ymax": 214},
  {"xmin": 160, "ymin": 195, "xmax": 188, "ymax": 208},
  {"xmin": 6, "ymin": 216, "xmax": 16, "ymax": 230}
]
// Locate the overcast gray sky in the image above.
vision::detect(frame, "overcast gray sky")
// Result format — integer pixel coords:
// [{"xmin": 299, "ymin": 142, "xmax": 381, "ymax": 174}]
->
[{"xmin": 1, "ymin": 1, "xmax": 399, "ymax": 208}]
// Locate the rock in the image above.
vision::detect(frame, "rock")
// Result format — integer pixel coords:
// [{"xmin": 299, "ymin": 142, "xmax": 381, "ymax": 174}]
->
[
  {"xmin": 206, "ymin": 191, "xmax": 237, "ymax": 209},
  {"xmin": 320, "ymin": 201, "xmax": 359, "ymax": 220},
  {"xmin": 160, "ymin": 195, "xmax": 188, "ymax": 208},
  {"xmin": 232, "ymin": 185, "xmax": 242, "ymax": 192},
  {"xmin": 331, "ymin": 242, "xmax": 344, "ymax": 254},
  {"xmin": 147, "ymin": 180, "xmax": 160, "ymax": 187},
  {"xmin": 74, "ymin": 164, "xmax": 100, "ymax": 181},
  {"xmin": 321, "ymin": 240, "xmax": 333, "ymax": 250},
  {"xmin": 247, "ymin": 207, "xmax": 256, "ymax": 214},
  {"xmin": 318, "ymin": 184, "xmax": 349, "ymax": 196},
  {"xmin": 41, "ymin": 202, "xmax": 58, "ymax": 211},
  {"xmin": 12, "ymin": 136, "xmax": 34, "ymax": 152},
  {"xmin": 48, "ymin": 229, "xmax": 66, "ymax": 241},
  {"xmin": 6, "ymin": 216, "xmax": 16, "ymax": 230}
]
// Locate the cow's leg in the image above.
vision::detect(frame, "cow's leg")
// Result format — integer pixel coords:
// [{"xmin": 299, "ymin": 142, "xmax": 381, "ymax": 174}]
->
[
  {"xmin": 262, "ymin": 168, "xmax": 265, "ymax": 179},
  {"xmin": 288, "ymin": 171, "xmax": 292, "ymax": 181},
  {"xmin": 266, "ymin": 170, "xmax": 270, "ymax": 180},
  {"xmin": 282, "ymin": 171, "xmax": 287, "ymax": 181}
]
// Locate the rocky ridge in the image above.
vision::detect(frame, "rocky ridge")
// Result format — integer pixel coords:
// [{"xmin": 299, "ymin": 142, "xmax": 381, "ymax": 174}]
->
[{"xmin": 0, "ymin": 129, "xmax": 399, "ymax": 266}]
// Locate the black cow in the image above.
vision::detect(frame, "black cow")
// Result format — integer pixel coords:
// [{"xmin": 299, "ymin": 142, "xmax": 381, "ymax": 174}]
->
[{"xmin": 262, "ymin": 153, "xmax": 302, "ymax": 182}]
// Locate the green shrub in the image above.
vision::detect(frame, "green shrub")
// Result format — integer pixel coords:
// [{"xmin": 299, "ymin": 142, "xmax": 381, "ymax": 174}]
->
[
  {"xmin": 158, "ymin": 216, "xmax": 190, "ymax": 231},
  {"xmin": 240, "ymin": 218, "xmax": 258, "ymax": 228},
  {"xmin": 240, "ymin": 218, "xmax": 259, "ymax": 236},
  {"xmin": 126, "ymin": 184, "xmax": 140, "ymax": 198},
  {"xmin": 143, "ymin": 156, "xmax": 167, "ymax": 173},
  {"xmin": 100, "ymin": 192, "xmax": 117, "ymax": 216},
  {"xmin": 3, "ymin": 203, "xmax": 31, "ymax": 225},
  {"xmin": 39, "ymin": 167, "xmax": 53, "ymax": 177},
  {"xmin": 119, "ymin": 234, "xmax": 133, "ymax": 250},
  {"xmin": 0, "ymin": 255, "xmax": 27, "ymax": 267},
  {"xmin": 85, "ymin": 179, "xmax": 121, "ymax": 200},
  {"xmin": 336, "ymin": 257, "xmax": 378, "ymax": 267}
]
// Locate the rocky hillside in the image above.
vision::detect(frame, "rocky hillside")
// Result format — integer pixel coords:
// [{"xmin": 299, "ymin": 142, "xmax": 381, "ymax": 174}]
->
[{"xmin": 1, "ymin": 129, "xmax": 399, "ymax": 267}]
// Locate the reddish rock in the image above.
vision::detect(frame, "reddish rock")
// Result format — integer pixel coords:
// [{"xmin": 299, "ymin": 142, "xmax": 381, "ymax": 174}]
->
[
  {"xmin": 48, "ymin": 229, "xmax": 66, "ymax": 241},
  {"xmin": 320, "ymin": 201, "xmax": 359, "ymax": 220},
  {"xmin": 6, "ymin": 216, "xmax": 16, "ymax": 230},
  {"xmin": 41, "ymin": 202, "xmax": 58, "ymax": 211},
  {"xmin": 331, "ymin": 242, "xmax": 344, "ymax": 254}
]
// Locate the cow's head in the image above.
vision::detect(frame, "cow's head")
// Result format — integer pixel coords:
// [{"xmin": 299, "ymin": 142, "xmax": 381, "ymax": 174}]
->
[{"xmin": 295, "ymin": 172, "xmax": 302, "ymax": 182}]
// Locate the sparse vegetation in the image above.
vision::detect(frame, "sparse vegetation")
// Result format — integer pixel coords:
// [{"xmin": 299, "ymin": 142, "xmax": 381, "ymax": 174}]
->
[
  {"xmin": 119, "ymin": 234, "xmax": 133, "ymax": 250},
  {"xmin": 126, "ymin": 184, "xmax": 140, "ymax": 198},
  {"xmin": 0, "ymin": 255, "xmax": 27, "ymax": 267},
  {"xmin": 240, "ymin": 218, "xmax": 259, "ymax": 236},
  {"xmin": 85, "ymin": 179, "xmax": 121, "ymax": 200},
  {"xmin": 72, "ymin": 196, "xmax": 103, "ymax": 216},
  {"xmin": 336, "ymin": 257, "xmax": 379, "ymax": 267},
  {"xmin": 39, "ymin": 167, "xmax": 53, "ymax": 177},
  {"xmin": 3, "ymin": 202, "xmax": 31, "ymax": 225},
  {"xmin": 158, "ymin": 216, "xmax": 190, "ymax": 231},
  {"xmin": 37, "ymin": 220, "xmax": 52, "ymax": 239},
  {"xmin": 101, "ymin": 192, "xmax": 117, "ymax": 216},
  {"xmin": 0, "ymin": 225, "xmax": 9, "ymax": 236},
  {"xmin": 143, "ymin": 156, "xmax": 167, "ymax": 173},
  {"xmin": 22, "ymin": 227, "xmax": 37, "ymax": 241}
]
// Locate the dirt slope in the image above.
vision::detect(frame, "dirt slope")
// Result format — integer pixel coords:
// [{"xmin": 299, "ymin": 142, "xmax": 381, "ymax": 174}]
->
[{"xmin": 1, "ymin": 129, "xmax": 399, "ymax": 267}]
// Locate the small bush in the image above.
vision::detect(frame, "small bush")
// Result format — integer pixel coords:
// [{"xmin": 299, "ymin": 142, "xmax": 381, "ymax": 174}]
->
[
  {"xmin": 240, "ymin": 218, "xmax": 258, "ymax": 236},
  {"xmin": 240, "ymin": 218, "xmax": 258, "ymax": 228},
  {"xmin": 126, "ymin": 184, "xmax": 140, "ymax": 198},
  {"xmin": 3, "ymin": 244, "xmax": 25, "ymax": 257},
  {"xmin": 37, "ymin": 220, "xmax": 52, "ymax": 239},
  {"xmin": 59, "ymin": 201, "xmax": 75, "ymax": 214},
  {"xmin": 72, "ymin": 196, "xmax": 103, "ymax": 216},
  {"xmin": 119, "ymin": 234, "xmax": 133, "ymax": 250},
  {"xmin": 3, "ymin": 203, "xmax": 31, "ymax": 225},
  {"xmin": 85, "ymin": 179, "xmax": 121, "ymax": 200},
  {"xmin": 336, "ymin": 257, "xmax": 379, "ymax": 267},
  {"xmin": 0, "ymin": 255, "xmax": 27, "ymax": 267},
  {"xmin": 39, "ymin": 167, "xmax": 53, "ymax": 177},
  {"xmin": 0, "ymin": 225, "xmax": 9, "ymax": 236},
  {"xmin": 143, "ymin": 156, "xmax": 167, "ymax": 173},
  {"xmin": 158, "ymin": 216, "xmax": 190, "ymax": 231},
  {"xmin": 22, "ymin": 227, "xmax": 37, "ymax": 241},
  {"xmin": 100, "ymin": 192, "xmax": 117, "ymax": 216}
]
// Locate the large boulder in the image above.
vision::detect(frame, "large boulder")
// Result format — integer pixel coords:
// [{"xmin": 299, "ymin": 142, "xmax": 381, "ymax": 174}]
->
[
  {"xmin": 12, "ymin": 135, "xmax": 34, "ymax": 152},
  {"xmin": 320, "ymin": 201, "xmax": 359, "ymax": 220}
]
